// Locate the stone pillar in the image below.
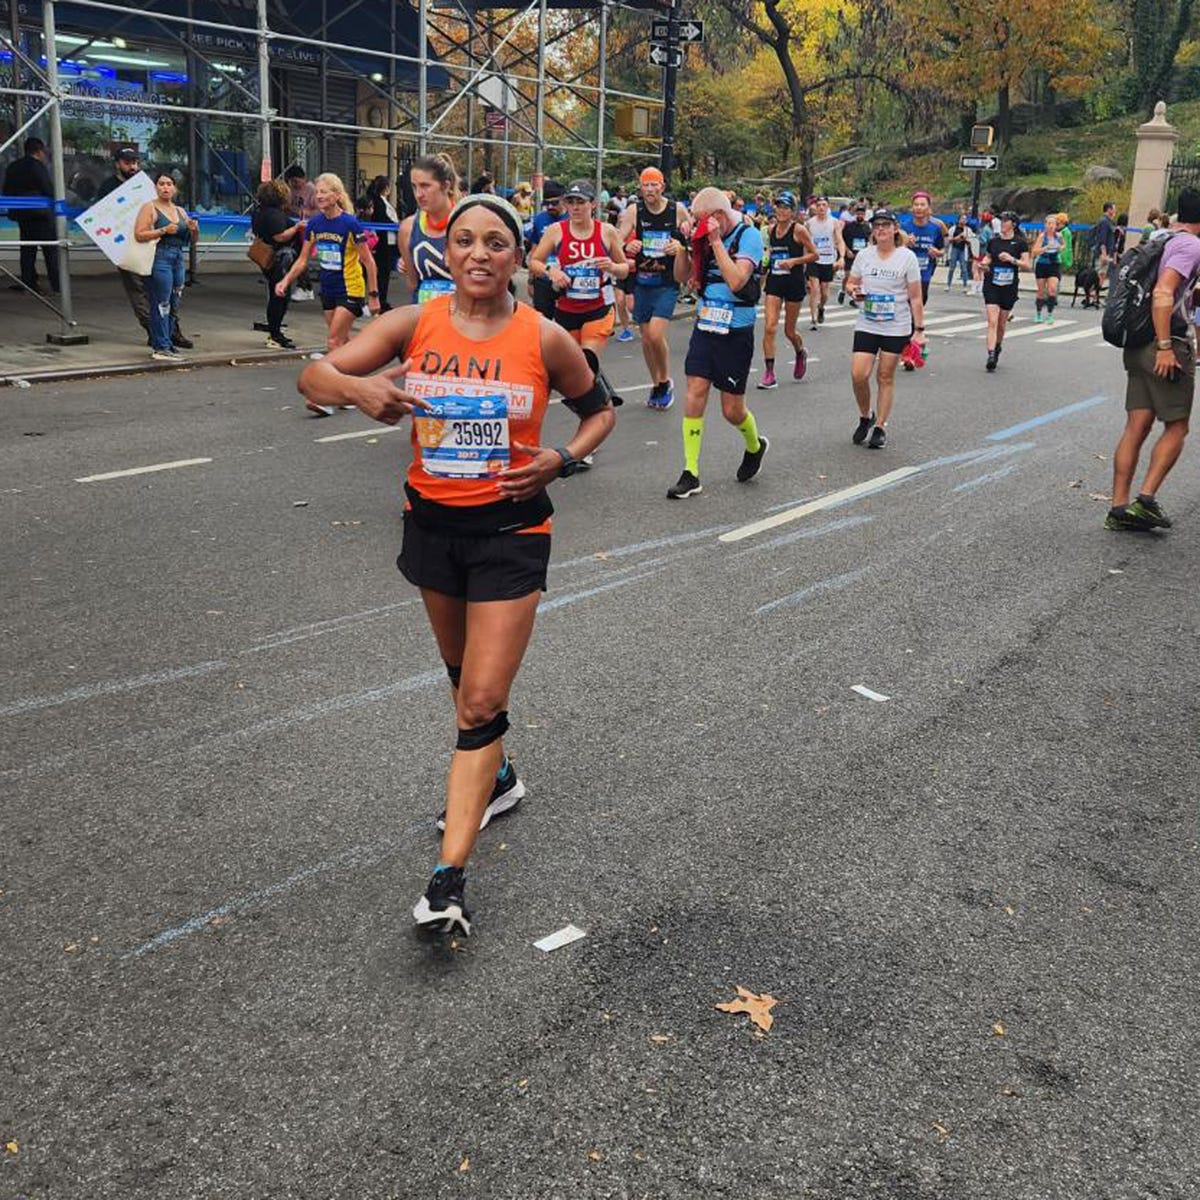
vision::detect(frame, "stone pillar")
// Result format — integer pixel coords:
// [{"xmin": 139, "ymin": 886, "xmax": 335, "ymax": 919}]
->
[{"xmin": 1126, "ymin": 101, "xmax": 1179, "ymax": 249}]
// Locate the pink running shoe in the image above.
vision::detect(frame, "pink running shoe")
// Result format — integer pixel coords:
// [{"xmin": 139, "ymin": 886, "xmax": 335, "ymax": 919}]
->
[
  {"xmin": 756, "ymin": 368, "xmax": 778, "ymax": 390},
  {"xmin": 793, "ymin": 348, "xmax": 808, "ymax": 381}
]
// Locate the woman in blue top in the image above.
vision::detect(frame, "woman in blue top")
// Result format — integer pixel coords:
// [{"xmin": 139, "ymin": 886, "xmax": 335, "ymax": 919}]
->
[
  {"xmin": 398, "ymin": 153, "xmax": 460, "ymax": 306},
  {"xmin": 276, "ymin": 172, "xmax": 381, "ymax": 358},
  {"xmin": 134, "ymin": 174, "xmax": 198, "ymax": 361},
  {"xmin": 1030, "ymin": 214, "xmax": 1064, "ymax": 325}
]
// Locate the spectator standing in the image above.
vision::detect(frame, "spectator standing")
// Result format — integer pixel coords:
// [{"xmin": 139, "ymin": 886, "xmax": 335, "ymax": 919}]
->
[
  {"xmin": 945, "ymin": 211, "xmax": 973, "ymax": 293},
  {"xmin": 134, "ymin": 173, "xmax": 198, "ymax": 361},
  {"xmin": 365, "ymin": 175, "xmax": 400, "ymax": 312},
  {"xmin": 283, "ymin": 164, "xmax": 318, "ymax": 300},
  {"xmin": 252, "ymin": 178, "xmax": 306, "ymax": 349},
  {"xmin": 1093, "ymin": 202, "xmax": 1118, "ymax": 292},
  {"xmin": 3, "ymin": 136, "xmax": 60, "ymax": 293}
]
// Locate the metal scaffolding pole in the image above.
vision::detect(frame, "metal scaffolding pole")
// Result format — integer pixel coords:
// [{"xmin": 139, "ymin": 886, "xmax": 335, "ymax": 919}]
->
[
  {"xmin": 9, "ymin": 0, "xmax": 21, "ymax": 132},
  {"xmin": 534, "ymin": 0, "xmax": 547, "ymax": 203},
  {"xmin": 595, "ymin": 0, "xmax": 608, "ymax": 200},
  {"xmin": 418, "ymin": 0, "xmax": 428, "ymax": 154},
  {"xmin": 257, "ymin": 0, "xmax": 272, "ymax": 181},
  {"xmin": 42, "ymin": 1, "xmax": 85, "ymax": 344}
]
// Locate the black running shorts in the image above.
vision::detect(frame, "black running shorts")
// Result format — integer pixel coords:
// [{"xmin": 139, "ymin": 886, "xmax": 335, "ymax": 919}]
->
[
  {"xmin": 811, "ymin": 262, "xmax": 835, "ymax": 283},
  {"xmin": 398, "ymin": 517, "xmax": 551, "ymax": 601},
  {"xmin": 982, "ymin": 283, "xmax": 1019, "ymax": 311},
  {"xmin": 852, "ymin": 330, "xmax": 909, "ymax": 356},
  {"xmin": 684, "ymin": 325, "xmax": 755, "ymax": 395},
  {"xmin": 1034, "ymin": 262, "xmax": 1062, "ymax": 280},
  {"xmin": 321, "ymin": 294, "xmax": 364, "ymax": 316},
  {"xmin": 765, "ymin": 273, "xmax": 807, "ymax": 303}
]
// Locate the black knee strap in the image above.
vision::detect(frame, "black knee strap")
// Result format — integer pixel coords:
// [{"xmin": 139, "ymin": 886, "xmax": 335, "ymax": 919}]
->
[
  {"xmin": 456, "ymin": 710, "xmax": 509, "ymax": 751},
  {"xmin": 445, "ymin": 662, "xmax": 462, "ymax": 688}
]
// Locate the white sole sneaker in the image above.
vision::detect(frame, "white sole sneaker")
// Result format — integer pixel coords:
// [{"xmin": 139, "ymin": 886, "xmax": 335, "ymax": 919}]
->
[
  {"xmin": 437, "ymin": 776, "xmax": 525, "ymax": 833},
  {"xmin": 412, "ymin": 895, "xmax": 471, "ymax": 936}
]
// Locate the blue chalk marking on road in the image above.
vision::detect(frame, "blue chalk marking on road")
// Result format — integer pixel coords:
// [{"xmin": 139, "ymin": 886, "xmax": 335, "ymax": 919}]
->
[
  {"xmin": 755, "ymin": 568, "xmax": 869, "ymax": 615},
  {"xmin": 538, "ymin": 571, "xmax": 659, "ymax": 612},
  {"xmin": 986, "ymin": 394, "xmax": 1106, "ymax": 442},
  {"xmin": 551, "ymin": 523, "xmax": 734, "ymax": 571},
  {"xmin": 952, "ymin": 464, "xmax": 1017, "ymax": 494},
  {"xmin": 0, "ymin": 660, "xmax": 228, "ymax": 719},
  {"xmin": 732, "ymin": 515, "xmax": 873, "ymax": 557}
]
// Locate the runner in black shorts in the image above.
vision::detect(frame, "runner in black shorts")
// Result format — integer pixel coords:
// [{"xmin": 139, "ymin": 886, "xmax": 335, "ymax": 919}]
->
[
  {"xmin": 757, "ymin": 191, "xmax": 816, "ymax": 387},
  {"xmin": 839, "ymin": 202, "xmax": 872, "ymax": 305},
  {"xmin": 1030, "ymin": 214, "xmax": 1064, "ymax": 325},
  {"xmin": 981, "ymin": 212, "xmax": 1030, "ymax": 371}
]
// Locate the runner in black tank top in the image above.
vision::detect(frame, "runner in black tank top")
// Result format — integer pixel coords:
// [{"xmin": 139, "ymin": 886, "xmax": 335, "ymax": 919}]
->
[{"xmin": 758, "ymin": 193, "xmax": 817, "ymax": 388}]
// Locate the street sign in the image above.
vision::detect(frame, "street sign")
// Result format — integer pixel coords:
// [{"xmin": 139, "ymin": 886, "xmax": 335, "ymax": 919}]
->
[
  {"xmin": 649, "ymin": 43, "xmax": 683, "ymax": 68},
  {"xmin": 960, "ymin": 153, "xmax": 999, "ymax": 171},
  {"xmin": 652, "ymin": 18, "xmax": 704, "ymax": 41}
]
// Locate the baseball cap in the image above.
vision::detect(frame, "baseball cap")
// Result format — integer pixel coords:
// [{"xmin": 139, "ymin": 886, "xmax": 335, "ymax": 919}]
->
[
  {"xmin": 775, "ymin": 191, "xmax": 796, "ymax": 208},
  {"xmin": 870, "ymin": 208, "xmax": 898, "ymax": 224},
  {"xmin": 563, "ymin": 179, "xmax": 595, "ymax": 201},
  {"xmin": 542, "ymin": 180, "xmax": 564, "ymax": 202},
  {"xmin": 116, "ymin": 146, "xmax": 139, "ymax": 162}
]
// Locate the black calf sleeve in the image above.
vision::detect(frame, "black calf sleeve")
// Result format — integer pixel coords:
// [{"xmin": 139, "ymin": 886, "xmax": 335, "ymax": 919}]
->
[
  {"xmin": 456, "ymin": 710, "xmax": 509, "ymax": 751},
  {"xmin": 445, "ymin": 662, "xmax": 462, "ymax": 689}
]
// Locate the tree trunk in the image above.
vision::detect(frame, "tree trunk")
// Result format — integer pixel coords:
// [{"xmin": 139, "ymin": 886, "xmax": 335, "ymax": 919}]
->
[{"xmin": 997, "ymin": 84, "xmax": 1011, "ymax": 148}]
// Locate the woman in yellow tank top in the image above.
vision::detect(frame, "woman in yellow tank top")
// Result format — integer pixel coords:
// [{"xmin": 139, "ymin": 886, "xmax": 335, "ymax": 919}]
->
[{"xmin": 298, "ymin": 195, "xmax": 615, "ymax": 938}]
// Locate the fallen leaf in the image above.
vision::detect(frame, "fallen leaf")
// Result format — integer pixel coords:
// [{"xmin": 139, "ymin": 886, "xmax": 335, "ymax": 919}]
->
[
  {"xmin": 1066, "ymin": 479, "xmax": 1083, "ymax": 489},
  {"xmin": 593, "ymin": 551, "xmax": 610, "ymax": 560},
  {"xmin": 992, "ymin": 1022, "xmax": 1006, "ymax": 1037},
  {"xmin": 458, "ymin": 1156, "xmax": 470, "ymax": 1173},
  {"xmin": 5, "ymin": 1141, "xmax": 17, "ymax": 1155},
  {"xmin": 648, "ymin": 1033, "xmax": 673, "ymax": 1044},
  {"xmin": 89, "ymin": 935, "xmax": 100, "ymax": 943},
  {"xmin": 716, "ymin": 986, "xmax": 779, "ymax": 1032},
  {"xmin": 63, "ymin": 942, "xmax": 79, "ymax": 953},
  {"xmin": 207, "ymin": 916, "xmax": 228, "ymax": 927},
  {"xmin": 516, "ymin": 1078, "xmax": 528, "ymax": 1089},
  {"xmin": 1088, "ymin": 492, "xmax": 1112, "ymax": 502},
  {"xmin": 932, "ymin": 1121, "xmax": 951, "ymax": 1136},
  {"xmin": 1093, "ymin": 453, "xmax": 1108, "ymax": 460},
  {"xmin": 600, "ymin": 1010, "xmax": 613, "ymax": 1022},
  {"xmin": 1001, "ymin": 1086, "xmax": 1022, "ymax": 1097},
  {"xmin": 1003, "ymin": 904, "xmax": 1015, "ymax": 916},
  {"xmin": 586, "ymin": 1149, "xmax": 602, "ymax": 1162}
]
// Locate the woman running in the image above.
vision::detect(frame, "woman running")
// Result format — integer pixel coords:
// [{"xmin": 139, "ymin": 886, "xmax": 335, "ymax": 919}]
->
[
  {"xmin": 980, "ymin": 211, "xmax": 1031, "ymax": 371},
  {"xmin": 296, "ymin": 195, "xmax": 616, "ymax": 937},
  {"xmin": 275, "ymin": 172, "xmax": 380, "ymax": 368},
  {"xmin": 844, "ymin": 209, "xmax": 926, "ymax": 450},
  {"xmin": 1030, "ymin": 214, "xmax": 1064, "ymax": 325},
  {"xmin": 757, "ymin": 191, "xmax": 816, "ymax": 387},
  {"xmin": 398, "ymin": 152, "xmax": 460, "ymax": 305}
]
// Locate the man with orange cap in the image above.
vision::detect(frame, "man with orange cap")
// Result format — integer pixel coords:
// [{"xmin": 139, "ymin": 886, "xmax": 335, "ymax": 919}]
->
[{"xmin": 618, "ymin": 166, "xmax": 692, "ymax": 409}]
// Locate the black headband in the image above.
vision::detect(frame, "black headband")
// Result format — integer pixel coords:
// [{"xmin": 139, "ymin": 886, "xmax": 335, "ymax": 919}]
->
[{"xmin": 446, "ymin": 193, "xmax": 524, "ymax": 248}]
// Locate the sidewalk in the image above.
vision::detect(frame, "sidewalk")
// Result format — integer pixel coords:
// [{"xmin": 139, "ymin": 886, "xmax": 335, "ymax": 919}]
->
[{"xmin": 0, "ymin": 270, "xmax": 329, "ymax": 385}]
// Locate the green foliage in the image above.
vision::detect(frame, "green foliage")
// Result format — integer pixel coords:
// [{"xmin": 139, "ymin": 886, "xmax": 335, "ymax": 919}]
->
[{"xmin": 1006, "ymin": 149, "xmax": 1051, "ymax": 175}]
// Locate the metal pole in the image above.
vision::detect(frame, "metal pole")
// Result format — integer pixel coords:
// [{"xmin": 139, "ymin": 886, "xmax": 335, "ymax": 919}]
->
[
  {"xmin": 970, "ymin": 169, "xmax": 982, "ymax": 220},
  {"xmin": 319, "ymin": 0, "xmax": 328, "ymax": 167},
  {"xmin": 257, "ymin": 0, "xmax": 271, "ymax": 183},
  {"xmin": 388, "ymin": 0, "xmax": 397, "ymax": 185},
  {"xmin": 42, "ymin": 2, "xmax": 85, "ymax": 343},
  {"xmin": 9, "ymin": 0, "xmax": 22, "ymax": 133},
  {"xmin": 659, "ymin": 0, "xmax": 679, "ymax": 186},
  {"xmin": 594, "ymin": 0, "xmax": 608, "ymax": 200},
  {"xmin": 534, "ymin": 0, "xmax": 546, "ymax": 203},
  {"xmin": 418, "ymin": 0, "xmax": 428, "ymax": 154}
]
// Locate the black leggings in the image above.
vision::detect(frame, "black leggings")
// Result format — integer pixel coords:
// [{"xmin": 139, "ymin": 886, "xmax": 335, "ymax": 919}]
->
[
  {"xmin": 374, "ymin": 242, "xmax": 400, "ymax": 309},
  {"xmin": 264, "ymin": 247, "xmax": 296, "ymax": 336}
]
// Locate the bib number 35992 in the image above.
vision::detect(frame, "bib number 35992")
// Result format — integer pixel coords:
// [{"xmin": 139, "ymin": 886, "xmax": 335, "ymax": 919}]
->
[{"xmin": 414, "ymin": 394, "xmax": 510, "ymax": 478}]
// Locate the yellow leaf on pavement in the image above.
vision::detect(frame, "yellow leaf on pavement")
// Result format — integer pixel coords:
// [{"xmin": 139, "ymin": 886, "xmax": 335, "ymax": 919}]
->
[
  {"xmin": 458, "ymin": 1156, "xmax": 470, "ymax": 1172},
  {"xmin": 5, "ymin": 1141, "xmax": 18, "ymax": 1155},
  {"xmin": 715, "ymin": 986, "xmax": 778, "ymax": 1032}
]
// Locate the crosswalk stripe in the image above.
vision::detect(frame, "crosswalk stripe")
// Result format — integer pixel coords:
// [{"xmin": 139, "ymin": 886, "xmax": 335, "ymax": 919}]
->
[
  {"xmin": 983, "ymin": 319, "xmax": 1077, "ymax": 340},
  {"xmin": 929, "ymin": 321, "xmax": 988, "ymax": 336},
  {"xmin": 1037, "ymin": 326, "xmax": 1101, "ymax": 344}
]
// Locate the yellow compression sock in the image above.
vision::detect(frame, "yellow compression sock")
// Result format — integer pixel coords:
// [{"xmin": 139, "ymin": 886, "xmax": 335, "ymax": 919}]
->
[
  {"xmin": 737, "ymin": 410, "xmax": 761, "ymax": 453},
  {"xmin": 683, "ymin": 416, "xmax": 704, "ymax": 476}
]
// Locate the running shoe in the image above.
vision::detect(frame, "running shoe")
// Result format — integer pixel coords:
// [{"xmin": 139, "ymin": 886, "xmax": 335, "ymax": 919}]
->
[
  {"xmin": 1105, "ymin": 507, "xmax": 1156, "ymax": 533},
  {"xmin": 837, "ymin": 289, "xmax": 846, "ymax": 305},
  {"xmin": 292, "ymin": 287, "xmax": 314, "ymax": 301},
  {"xmin": 867, "ymin": 426, "xmax": 887, "ymax": 449},
  {"xmin": 736, "ymin": 434, "xmax": 769, "ymax": 482},
  {"xmin": 818, "ymin": 302, "xmax": 826, "ymax": 324},
  {"xmin": 1034, "ymin": 311, "xmax": 1044, "ymax": 323},
  {"xmin": 578, "ymin": 453, "xmax": 595, "ymax": 470},
  {"xmin": 413, "ymin": 866, "xmax": 471, "ymax": 937},
  {"xmin": 793, "ymin": 348, "xmax": 808, "ymax": 381},
  {"xmin": 852, "ymin": 413, "xmax": 876, "ymax": 444},
  {"xmin": 1045, "ymin": 313, "xmax": 1055, "ymax": 326},
  {"xmin": 616, "ymin": 327, "xmax": 635, "ymax": 342},
  {"xmin": 985, "ymin": 350, "xmax": 998, "ymax": 372},
  {"xmin": 437, "ymin": 758, "xmax": 526, "ymax": 832},
  {"xmin": 266, "ymin": 333, "xmax": 297, "ymax": 350},
  {"xmin": 1127, "ymin": 496, "xmax": 1173, "ymax": 528},
  {"xmin": 667, "ymin": 470, "xmax": 702, "ymax": 499},
  {"xmin": 172, "ymin": 334, "xmax": 195, "ymax": 350},
  {"xmin": 648, "ymin": 380, "xmax": 674, "ymax": 410},
  {"xmin": 756, "ymin": 368, "xmax": 778, "ymax": 390},
  {"xmin": 150, "ymin": 349, "xmax": 181, "ymax": 361},
  {"xmin": 811, "ymin": 320, "xmax": 819, "ymax": 331},
  {"xmin": 306, "ymin": 404, "xmax": 336, "ymax": 418}
]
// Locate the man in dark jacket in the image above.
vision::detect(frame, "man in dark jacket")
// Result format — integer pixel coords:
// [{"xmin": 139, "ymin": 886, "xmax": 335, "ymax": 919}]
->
[
  {"xmin": 96, "ymin": 147, "xmax": 192, "ymax": 348},
  {"xmin": 3, "ymin": 137, "xmax": 59, "ymax": 292}
]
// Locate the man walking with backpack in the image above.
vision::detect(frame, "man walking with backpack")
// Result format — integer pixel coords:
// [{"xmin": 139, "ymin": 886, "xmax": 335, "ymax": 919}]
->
[{"xmin": 1104, "ymin": 187, "xmax": 1200, "ymax": 531}]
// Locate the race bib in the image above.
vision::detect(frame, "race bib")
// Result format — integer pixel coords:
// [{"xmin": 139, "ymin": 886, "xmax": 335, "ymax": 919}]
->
[
  {"xmin": 770, "ymin": 248, "xmax": 791, "ymax": 275},
  {"xmin": 642, "ymin": 229, "xmax": 671, "ymax": 259},
  {"xmin": 992, "ymin": 265, "xmax": 1015, "ymax": 286},
  {"xmin": 697, "ymin": 303, "xmax": 734, "ymax": 334},
  {"xmin": 914, "ymin": 249, "xmax": 929, "ymax": 269},
  {"xmin": 316, "ymin": 244, "xmax": 343, "ymax": 272},
  {"xmin": 815, "ymin": 234, "xmax": 834, "ymax": 261},
  {"xmin": 416, "ymin": 277, "xmax": 454, "ymax": 304},
  {"xmin": 863, "ymin": 292, "xmax": 896, "ymax": 322},
  {"xmin": 851, "ymin": 237, "xmax": 867, "ymax": 251},
  {"xmin": 565, "ymin": 264, "xmax": 601, "ymax": 301},
  {"xmin": 413, "ymin": 394, "xmax": 510, "ymax": 478}
]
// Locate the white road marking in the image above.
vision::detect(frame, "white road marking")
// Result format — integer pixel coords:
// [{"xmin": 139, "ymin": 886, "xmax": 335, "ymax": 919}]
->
[
  {"xmin": 929, "ymin": 321, "xmax": 988, "ymax": 337},
  {"xmin": 852, "ymin": 684, "xmax": 890, "ymax": 702},
  {"xmin": 314, "ymin": 425, "xmax": 407, "ymax": 443},
  {"xmin": 719, "ymin": 466, "xmax": 922, "ymax": 543},
  {"xmin": 983, "ymin": 319, "xmax": 1077, "ymax": 340},
  {"xmin": 75, "ymin": 458, "xmax": 212, "ymax": 483},
  {"xmin": 1037, "ymin": 326, "xmax": 1100, "ymax": 344},
  {"xmin": 534, "ymin": 924, "xmax": 588, "ymax": 953}
]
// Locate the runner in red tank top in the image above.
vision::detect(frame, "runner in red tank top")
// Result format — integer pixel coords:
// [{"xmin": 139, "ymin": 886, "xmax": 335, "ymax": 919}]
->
[{"xmin": 298, "ymin": 194, "xmax": 616, "ymax": 938}]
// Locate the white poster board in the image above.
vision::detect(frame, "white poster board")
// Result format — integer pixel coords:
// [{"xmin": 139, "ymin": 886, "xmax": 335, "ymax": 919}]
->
[{"xmin": 75, "ymin": 173, "xmax": 157, "ymax": 274}]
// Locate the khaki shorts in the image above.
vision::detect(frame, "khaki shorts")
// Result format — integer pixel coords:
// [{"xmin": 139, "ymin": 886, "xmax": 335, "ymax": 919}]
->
[{"xmin": 1123, "ymin": 338, "xmax": 1195, "ymax": 424}]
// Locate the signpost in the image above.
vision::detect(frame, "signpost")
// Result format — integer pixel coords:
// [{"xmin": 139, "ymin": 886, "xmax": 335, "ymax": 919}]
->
[
  {"xmin": 960, "ymin": 153, "xmax": 999, "ymax": 171},
  {"xmin": 648, "ymin": 43, "xmax": 683, "ymax": 68},
  {"xmin": 652, "ymin": 18, "xmax": 703, "ymax": 41},
  {"xmin": 963, "ymin": 126, "xmax": 996, "ymax": 221}
]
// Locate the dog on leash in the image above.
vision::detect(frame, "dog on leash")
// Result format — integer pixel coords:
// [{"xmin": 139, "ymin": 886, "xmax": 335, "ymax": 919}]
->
[{"xmin": 1075, "ymin": 265, "xmax": 1101, "ymax": 308}]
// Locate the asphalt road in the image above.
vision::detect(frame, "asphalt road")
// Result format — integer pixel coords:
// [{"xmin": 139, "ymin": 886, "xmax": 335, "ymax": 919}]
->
[{"xmin": 2, "ymin": 292, "xmax": 1198, "ymax": 1200}]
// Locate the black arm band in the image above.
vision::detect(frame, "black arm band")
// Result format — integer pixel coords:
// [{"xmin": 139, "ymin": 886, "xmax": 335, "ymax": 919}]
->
[{"xmin": 562, "ymin": 376, "xmax": 608, "ymax": 417}]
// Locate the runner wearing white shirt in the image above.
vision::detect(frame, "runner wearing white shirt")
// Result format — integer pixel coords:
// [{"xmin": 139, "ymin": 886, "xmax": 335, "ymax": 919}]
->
[
  {"xmin": 805, "ymin": 196, "xmax": 845, "ymax": 329},
  {"xmin": 844, "ymin": 209, "xmax": 926, "ymax": 449}
]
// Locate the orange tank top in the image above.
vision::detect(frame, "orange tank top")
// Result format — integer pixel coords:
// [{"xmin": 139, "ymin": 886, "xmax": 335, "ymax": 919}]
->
[{"xmin": 404, "ymin": 296, "xmax": 551, "ymax": 527}]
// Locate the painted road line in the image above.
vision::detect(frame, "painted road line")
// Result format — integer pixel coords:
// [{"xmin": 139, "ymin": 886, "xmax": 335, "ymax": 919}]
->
[
  {"xmin": 314, "ymin": 425, "xmax": 407, "ymax": 443},
  {"xmin": 719, "ymin": 466, "xmax": 922, "ymax": 544},
  {"xmin": 929, "ymin": 321, "xmax": 988, "ymax": 337},
  {"xmin": 534, "ymin": 924, "xmax": 588, "ymax": 953},
  {"xmin": 1038, "ymin": 326, "xmax": 1102, "ymax": 344},
  {"xmin": 852, "ymin": 684, "xmax": 890, "ymax": 702},
  {"xmin": 984, "ymin": 319, "xmax": 1076, "ymax": 340},
  {"xmin": 755, "ymin": 568, "xmax": 868, "ymax": 615},
  {"xmin": 987, "ymin": 394, "xmax": 1106, "ymax": 441},
  {"xmin": 75, "ymin": 457, "xmax": 212, "ymax": 483}
]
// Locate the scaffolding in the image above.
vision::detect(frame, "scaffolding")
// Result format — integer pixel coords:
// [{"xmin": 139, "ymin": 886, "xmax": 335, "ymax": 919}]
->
[{"xmin": 0, "ymin": 0, "xmax": 667, "ymax": 340}]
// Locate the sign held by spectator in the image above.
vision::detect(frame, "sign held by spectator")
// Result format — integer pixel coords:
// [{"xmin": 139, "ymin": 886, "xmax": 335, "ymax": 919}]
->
[{"xmin": 75, "ymin": 173, "xmax": 157, "ymax": 273}]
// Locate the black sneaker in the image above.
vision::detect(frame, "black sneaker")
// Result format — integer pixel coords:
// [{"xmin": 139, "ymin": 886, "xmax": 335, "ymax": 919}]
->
[
  {"xmin": 436, "ymin": 758, "xmax": 526, "ymax": 832},
  {"xmin": 1126, "ymin": 497, "xmax": 1172, "ymax": 529},
  {"xmin": 837, "ymin": 288, "xmax": 846, "ymax": 305},
  {"xmin": 985, "ymin": 350, "xmax": 997, "ymax": 372},
  {"xmin": 413, "ymin": 866, "xmax": 471, "ymax": 936},
  {"xmin": 736, "ymin": 434, "xmax": 769, "ymax": 482},
  {"xmin": 266, "ymin": 333, "xmax": 297, "ymax": 350},
  {"xmin": 667, "ymin": 470, "xmax": 702, "ymax": 499},
  {"xmin": 1105, "ymin": 506, "xmax": 1155, "ymax": 533},
  {"xmin": 852, "ymin": 413, "xmax": 876, "ymax": 445},
  {"xmin": 172, "ymin": 334, "xmax": 195, "ymax": 350},
  {"xmin": 867, "ymin": 426, "xmax": 887, "ymax": 449}
]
